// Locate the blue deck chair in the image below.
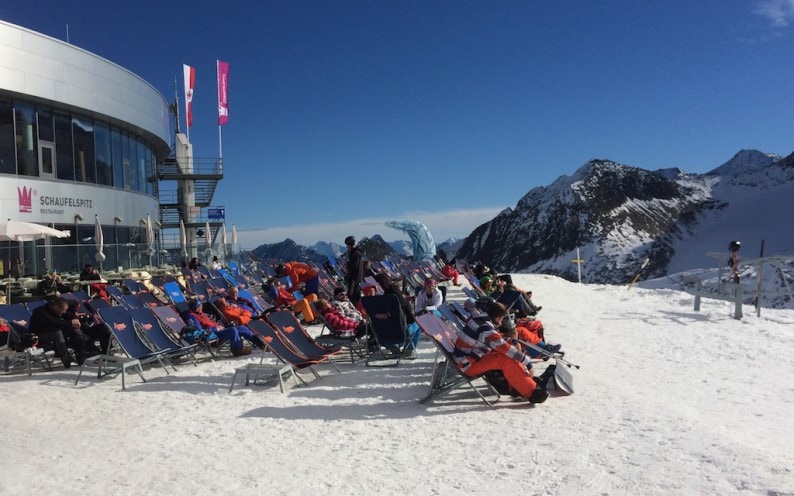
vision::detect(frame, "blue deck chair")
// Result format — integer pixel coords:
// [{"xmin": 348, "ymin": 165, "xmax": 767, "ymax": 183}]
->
[
  {"xmin": 25, "ymin": 299, "xmax": 47, "ymax": 312},
  {"xmin": 128, "ymin": 307, "xmax": 199, "ymax": 366},
  {"xmin": 246, "ymin": 320, "xmax": 324, "ymax": 384},
  {"xmin": 120, "ymin": 294, "xmax": 146, "ymax": 309},
  {"xmin": 327, "ymin": 256, "xmax": 346, "ymax": 279},
  {"xmin": 104, "ymin": 285, "xmax": 126, "ymax": 306},
  {"xmin": 264, "ymin": 310, "xmax": 342, "ymax": 371},
  {"xmin": 69, "ymin": 289, "xmax": 92, "ymax": 301},
  {"xmin": 436, "ymin": 304, "xmax": 466, "ymax": 333},
  {"xmin": 132, "ymin": 290, "xmax": 164, "ymax": 307},
  {"xmin": 238, "ymin": 288, "xmax": 271, "ymax": 314},
  {"xmin": 227, "ymin": 261, "xmax": 240, "ymax": 275},
  {"xmin": 95, "ymin": 306, "xmax": 172, "ymax": 374},
  {"xmin": 360, "ymin": 294, "xmax": 410, "ymax": 366},
  {"xmin": 163, "ymin": 281, "xmax": 190, "ymax": 313},
  {"xmin": 462, "ymin": 286, "xmax": 478, "ymax": 300},
  {"xmin": 150, "ymin": 305, "xmax": 222, "ymax": 358},
  {"xmin": 0, "ymin": 303, "xmax": 55, "ymax": 374},
  {"xmin": 121, "ymin": 279, "xmax": 146, "ymax": 294},
  {"xmin": 415, "ymin": 312, "xmax": 499, "ymax": 407}
]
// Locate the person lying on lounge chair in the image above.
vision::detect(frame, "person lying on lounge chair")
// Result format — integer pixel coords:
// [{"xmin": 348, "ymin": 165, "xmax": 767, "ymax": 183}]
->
[
  {"xmin": 180, "ymin": 299, "xmax": 262, "ymax": 356},
  {"xmin": 214, "ymin": 297, "xmax": 257, "ymax": 326},
  {"xmin": 494, "ymin": 274, "xmax": 541, "ymax": 317},
  {"xmin": 226, "ymin": 287, "xmax": 258, "ymax": 316},
  {"xmin": 315, "ymin": 298, "xmax": 367, "ymax": 338},
  {"xmin": 267, "ymin": 278, "xmax": 319, "ymax": 324},
  {"xmin": 415, "ymin": 279, "xmax": 443, "ymax": 315},
  {"xmin": 331, "ymin": 287, "xmax": 364, "ymax": 324},
  {"xmin": 451, "ymin": 301, "xmax": 549, "ymax": 405}
]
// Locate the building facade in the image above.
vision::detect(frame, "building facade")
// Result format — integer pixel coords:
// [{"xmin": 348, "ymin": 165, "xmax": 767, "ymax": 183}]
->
[{"xmin": 0, "ymin": 20, "xmax": 170, "ymax": 276}]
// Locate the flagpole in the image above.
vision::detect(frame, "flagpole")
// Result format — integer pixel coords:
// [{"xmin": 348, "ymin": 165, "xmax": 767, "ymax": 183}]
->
[{"xmin": 217, "ymin": 60, "xmax": 224, "ymax": 167}]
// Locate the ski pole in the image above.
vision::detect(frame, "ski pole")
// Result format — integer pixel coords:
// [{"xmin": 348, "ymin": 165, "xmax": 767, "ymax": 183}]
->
[
  {"xmin": 517, "ymin": 339, "xmax": 580, "ymax": 369},
  {"xmin": 627, "ymin": 257, "xmax": 650, "ymax": 290}
]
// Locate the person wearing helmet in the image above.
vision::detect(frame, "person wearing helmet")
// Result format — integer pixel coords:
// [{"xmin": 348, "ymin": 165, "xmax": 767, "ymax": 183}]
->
[
  {"xmin": 451, "ymin": 301, "xmax": 549, "ymax": 404},
  {"xmin": 343, "ymin": 236, "xmax": 364, "ymax": 307}
]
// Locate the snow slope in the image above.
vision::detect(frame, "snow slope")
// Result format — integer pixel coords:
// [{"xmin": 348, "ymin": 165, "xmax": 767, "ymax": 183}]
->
[{"xmin": 1, "ymin": 275, "xmax": 793, "ymax": 495}]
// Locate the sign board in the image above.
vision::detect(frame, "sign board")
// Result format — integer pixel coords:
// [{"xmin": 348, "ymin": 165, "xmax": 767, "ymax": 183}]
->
[{"xmin": 207, "ymin": 208, "xmax": 225, "ymax": 220}]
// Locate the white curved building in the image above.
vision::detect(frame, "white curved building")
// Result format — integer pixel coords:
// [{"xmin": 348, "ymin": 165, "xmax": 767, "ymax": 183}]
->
[{"xmin": 0, "ymin": 20, "xmax": 171, "ymax": 276}]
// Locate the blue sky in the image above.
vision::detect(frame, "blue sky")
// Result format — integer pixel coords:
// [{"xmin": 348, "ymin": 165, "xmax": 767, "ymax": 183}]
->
[{"xmin": 3, "ymin": 1, "xmax": 794, "ymax": 248}]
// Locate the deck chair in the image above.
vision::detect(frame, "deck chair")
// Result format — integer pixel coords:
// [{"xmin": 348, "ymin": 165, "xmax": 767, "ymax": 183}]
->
[
  {"xmin": 0, "ymin": 304, "xmax": 55, "ymax": 374},
  {"xmin": 120, "ymin": 294, "xmax": 146, "ymax": 309},
  {"xmin": 264, "ymin": 310, "xmax": 342, "ymax": 371},
  {"xmin": 127, "ymin": 307, "xmax": 199, "ymax": 366},
  {"xmin": 436, "ymin": 303, "xmax": 466, "ymax": 332},
  {"xmin": 360, "ymin": 294, "xmax": 409, "ymax": 366},
  {"xmin": 94, "ymin": 306, "xmax": 173, "ymax": 374},
  {"xmin": 104, "ymin": 285, "xmax": 126, "ymax": 305},
  {"xmin": 163, "ymin": 281, "xmax": 190, "ymax": 313},
  {"xmin": 121, "ymin": 278, "xmax": 146, "ymax": 294},
  {"xmin": 462, "ymin": 286, "xmax": 479, "ymax": 300},
  {"xmin": 310, "ymin": 303, "xmax": 368, "ymax": 364},
  {"xmin": 25, "ymin": 299, "xmax": 47, "ymax": 312},
  {"xmin": 149, "ymin": 305, "xmax": 223, "ymax": 358},
  {"xmin": 415, "ymin": 312, "xmax": 500, "ymax": 407},
  {"xmin": 247, "ymin": 320, "xmax": 325, "ymax": 384}
]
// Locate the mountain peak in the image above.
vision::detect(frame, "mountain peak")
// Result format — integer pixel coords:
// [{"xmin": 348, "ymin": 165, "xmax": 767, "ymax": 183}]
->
[{"xmin": 707, "ymin": 149, "xmax": 779, "ymax": 176}]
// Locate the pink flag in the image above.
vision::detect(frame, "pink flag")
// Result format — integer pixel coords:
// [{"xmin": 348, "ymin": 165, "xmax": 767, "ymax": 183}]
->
[
  {"xmin": 217, "ymin": 60, "xmax": 230, "ymax": 126},
  {"xmin": 183, "ymin": 64, "xmax": 195, "ymax": 128}
]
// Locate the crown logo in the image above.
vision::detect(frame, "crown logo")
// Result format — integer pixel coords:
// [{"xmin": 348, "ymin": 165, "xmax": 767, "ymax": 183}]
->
[{"xmin": 17, "ymin": 186, "xmax": 33, "ymax": 213}]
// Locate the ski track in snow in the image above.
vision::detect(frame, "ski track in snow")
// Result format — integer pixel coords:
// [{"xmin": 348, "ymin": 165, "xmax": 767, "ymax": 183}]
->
[{"xmin": 1, "ymin": 274, "xmax": 793, "ymax": 496}]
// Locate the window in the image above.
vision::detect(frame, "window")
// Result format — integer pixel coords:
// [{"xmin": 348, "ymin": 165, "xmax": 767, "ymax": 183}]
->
[
  {"xmin": 145, "ymin": 145, "xmax": 154, "ymax": 195},
  {"xmin": 55, "ymin": 113, "xmax": 74, "ymax": 180},
  {"xmin": 111, "ymin": 126, "xmax": 123, "ymax": 187},
  {"xmin": 121, "ymin": 131, "xmax": 131, "ymax": 189},
  {"xmin": 72, "ymin": 116, "xmax": 95, "ymax": 183},
  {"xmin": 15, "ymin": 103, "xmax": 38, "ymax": 176},
  {"xmin": 130, "ymin": 135, "xmax": 140, "ymax": 192},
  {"xmin": 136, "ymin": 138, "xmax": 146, "ymax": 193},
  {"xmin": 0, "ymin": 98, "xmax": 15, "ymax": 175},
  {"xmin": 37, "ymin": 108, "xmax": 54, "ymax": 142},
  {"xmin": 94, "ymin": 122, "xmax": 112, "ymax": 186}
]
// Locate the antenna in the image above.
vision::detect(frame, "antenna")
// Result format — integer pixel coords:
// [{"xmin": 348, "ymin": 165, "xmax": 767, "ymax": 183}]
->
[{"xmin": 66, "ymin": 24, "xmax": 70, "ymax": 43}]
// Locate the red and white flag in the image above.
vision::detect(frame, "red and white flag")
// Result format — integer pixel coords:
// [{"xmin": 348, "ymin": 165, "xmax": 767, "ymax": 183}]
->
[
  {"xmin": 183, "ymin": 64, "xmax": 195, "ymax": 128},
  {"xmin": 217, "ymin": 60, "xmax": 230, "ymax": 126}
]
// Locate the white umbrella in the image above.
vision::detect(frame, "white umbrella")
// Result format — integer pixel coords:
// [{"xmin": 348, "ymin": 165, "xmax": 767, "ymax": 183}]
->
[
  {"xmin": 204, "ymin": 220, "xmax": 213, "ymax": 262},
  {"xmin": 231, "ymin": 224, "xmax": 238, "ymax": 260},
  {"xmin": 220, "ymin": 223, "xmax": 227, "ymax": 262},
  {"xmin": 94, "ymin": 215, "xmax": 106, "ymax": 269},
  {"xmin": 145, "ymin": 214, "xmax": 155, "ymax": 267},
  {"xmin": 1, "ymin": 221, "xmax": 69, "ymax": 283},
  {"xmin": 179, "ymin": 218, "xmax": 188, "ymax": 261},
  {"xmin": 0, "ymin": 220, "xmax": 71, "ymax": 241}
]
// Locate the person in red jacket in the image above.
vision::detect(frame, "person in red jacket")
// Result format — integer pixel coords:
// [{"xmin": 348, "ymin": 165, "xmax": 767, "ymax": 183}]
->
[
  {"xmin": 440, "ymin": 259, "xmax": 461, "ymax": 286},
  {"xmin": 315, "ymin": 298, "xmax": 366, "ymax": 338},
  {"xmin": 275, "ymin": 262, "xmax": 319, "ymax": 296}
]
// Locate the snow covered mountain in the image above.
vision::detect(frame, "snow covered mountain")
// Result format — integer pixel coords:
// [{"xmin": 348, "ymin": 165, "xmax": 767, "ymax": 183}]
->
[
  {"xmin": 310, "ymin": 241, "xmax": 345, "ymax": 259},
  {"xmin": 455, "ymin": 149, "xmax": 794, "ymax": 285},
  {"xmin": 388, "ymin": 239, "xmax": 413, "ymax": 256}
]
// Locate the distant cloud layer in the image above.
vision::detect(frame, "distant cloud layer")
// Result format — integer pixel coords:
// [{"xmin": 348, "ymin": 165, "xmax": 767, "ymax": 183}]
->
[
  {"xmin": 755, "ymin": 0, "xmax": 794, "ymax": 27},
  {"xmin": 235, "ymin": 206, "xmax": 507, "ymax": 249}
]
